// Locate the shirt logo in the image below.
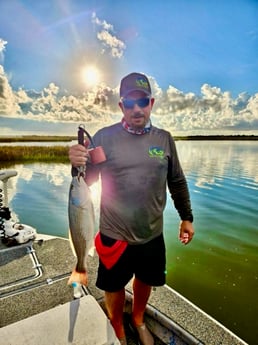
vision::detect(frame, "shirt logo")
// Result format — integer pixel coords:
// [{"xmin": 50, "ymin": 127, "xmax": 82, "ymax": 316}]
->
[{"xmin": 148, "ymin": 146, "xmax": 165, "ymax": 158}]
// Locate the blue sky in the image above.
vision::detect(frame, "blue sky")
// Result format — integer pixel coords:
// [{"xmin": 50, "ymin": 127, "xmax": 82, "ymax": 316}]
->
[{"xmin": 0, "ymin": 0, "xmax": 258, "ymax": 136}]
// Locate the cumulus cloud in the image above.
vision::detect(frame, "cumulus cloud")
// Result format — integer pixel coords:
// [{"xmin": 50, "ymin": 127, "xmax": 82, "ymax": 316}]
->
[
  {"xmin": 0, "ymin": 58, "xmax": 258, "ymax": 135},
  {"xmin": 92, "ymin": 12, "xmax": 126, "ymax": 58},
  {"xmin": 2, "ymin": 78, "xmax": 120, "ymax": 127},
  {"xmin": 0, "ymin": 65, "xmax": 20, "ymax": 115},
  {"xmin": 152, "ymin": 82, "xmax": 258, "ymax": 133},
  {"xmin": 0, "ymin": 39, "xmax": 20, "ymax": 115}
]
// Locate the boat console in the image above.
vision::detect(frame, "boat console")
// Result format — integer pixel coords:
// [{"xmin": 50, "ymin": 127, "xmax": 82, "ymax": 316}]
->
[{"xmin": 0, "ymin": 170, "xmax": 37, "ymax": 245}]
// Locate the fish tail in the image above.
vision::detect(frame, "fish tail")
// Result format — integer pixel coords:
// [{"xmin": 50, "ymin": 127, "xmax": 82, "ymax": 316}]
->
[{"xmin": 68, "ymin": 269, "xmax": 88, "ymax": 286}]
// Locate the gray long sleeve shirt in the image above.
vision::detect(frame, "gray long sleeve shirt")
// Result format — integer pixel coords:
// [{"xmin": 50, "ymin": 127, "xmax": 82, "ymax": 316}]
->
[{"xmin": 85, "ymin": 122, "xmax": 193, "ymax": 245}]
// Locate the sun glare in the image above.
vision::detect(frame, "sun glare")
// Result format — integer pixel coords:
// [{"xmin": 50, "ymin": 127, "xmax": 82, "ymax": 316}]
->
[
  {"xmin": 90, "ymin": 180, "xmax": 101, "ymax": 204},
  {"xmin": 82, "ymin": 65, "xmax": 100, "ymax": 87}
]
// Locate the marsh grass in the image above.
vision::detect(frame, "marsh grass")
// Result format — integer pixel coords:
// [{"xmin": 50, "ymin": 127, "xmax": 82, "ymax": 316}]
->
[
  {"xmin": 0, "ymin": 136, "xmax": 75, "ymax": 143},
  {"xmin": 0, "ymin": 146, "xmax": 69, "ymax": 163}
]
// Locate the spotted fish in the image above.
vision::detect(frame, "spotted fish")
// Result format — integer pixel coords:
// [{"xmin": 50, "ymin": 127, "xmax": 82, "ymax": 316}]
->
[{"xmin": 68, "ymin": 171, "xmax": 95, "ymax": 286}]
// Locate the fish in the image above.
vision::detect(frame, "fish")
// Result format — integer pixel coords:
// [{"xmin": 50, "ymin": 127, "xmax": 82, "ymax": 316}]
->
[{"xmin": 68, "ymin": 171, "xmax": 95, "ymax": 286}]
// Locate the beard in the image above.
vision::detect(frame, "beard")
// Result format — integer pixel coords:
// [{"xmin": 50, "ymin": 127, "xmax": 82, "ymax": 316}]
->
[{"xmin": 130, "ymin": 112, "xmax": 147, "ymax": 129}]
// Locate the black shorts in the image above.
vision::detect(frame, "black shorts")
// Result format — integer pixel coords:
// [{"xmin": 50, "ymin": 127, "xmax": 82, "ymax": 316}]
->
[{"xmin": 96, "ymin": 234, "xmax": 166, "ymax": 292}]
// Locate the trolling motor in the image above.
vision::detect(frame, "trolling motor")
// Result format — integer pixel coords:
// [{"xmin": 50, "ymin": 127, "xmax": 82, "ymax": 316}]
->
[
  {"xmin": 78, "ymin": 125, "xmax": 106, "ymax": 164},
  {"xmin": 0, "ymin": 170, "xmax": 37, "ymax": 245}
]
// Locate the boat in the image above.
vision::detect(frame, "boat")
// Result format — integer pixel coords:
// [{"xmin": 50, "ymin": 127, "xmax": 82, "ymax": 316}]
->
[{"xmin": 0, "ymin": 170, "xmax": 248, "ymax": 345}]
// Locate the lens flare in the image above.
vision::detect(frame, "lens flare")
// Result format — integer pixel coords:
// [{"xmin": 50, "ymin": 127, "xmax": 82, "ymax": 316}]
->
[{"xmin": 82, "ymin": 66, "xmax": 100, "ymax": 87}]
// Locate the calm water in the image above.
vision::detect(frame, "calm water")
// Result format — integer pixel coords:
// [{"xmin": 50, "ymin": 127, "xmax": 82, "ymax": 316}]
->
[{"xmin": 1, "ymin": 141, "xmax": 257, "ymax": 344}]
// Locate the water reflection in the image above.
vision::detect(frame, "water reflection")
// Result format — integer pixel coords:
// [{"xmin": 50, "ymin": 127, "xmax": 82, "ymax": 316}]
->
[
  {"xmin": 0, "ymin": 141, "xmax": 257, "ymax": 344},
  {"xmin": 0, "ymin": 163, "xmax": 71, "ymax": 222},
  {"xmin": 2, "ymin": 141, "xmax": 257, "ymax": 196},
  {"xmin": 176, "ymin": 140, "xmax": 258, "ymax": 186}
]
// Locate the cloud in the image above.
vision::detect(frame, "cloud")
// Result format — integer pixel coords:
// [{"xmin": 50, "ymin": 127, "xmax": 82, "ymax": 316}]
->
[
  {"xmin": 0, "ymin": 65, "xmax": 20, "ymax": 115},
  {"xmin": 0, "ymin": 38, "xmax": 7, "ymax": 65},
  {"xmin": 4, "ymin": 80, "xmax": 120, "ymax": 126},
  {"xmin": 0, "ymin": 39, "xmax": 17, "ymax": 114},
  {"xmin": 0, "ymin": 38, "xmax": 7, "ymax": 54},
  {"xmin": 152, "ymin": 81, "xmax": 258, "ymax": 133},
  {"xmin": 91, "ymin": 13, "xmax": 114, "ymax": 31},
  {"xmin": 91, "ymin": 12, "xmax": 126, "ymax": 58},
  {"xmin": 0, "ymin": 62, "xmax": 258, "ymax": 135}
]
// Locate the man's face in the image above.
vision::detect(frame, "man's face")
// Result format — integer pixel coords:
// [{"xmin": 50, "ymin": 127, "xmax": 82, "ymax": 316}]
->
[{"xmin": 119, "ymin": 91, "xmax": 155, "ymax": 130}]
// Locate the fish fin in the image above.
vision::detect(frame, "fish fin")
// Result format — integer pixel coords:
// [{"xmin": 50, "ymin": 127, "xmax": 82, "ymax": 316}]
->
[{"xmin": 68, "ymin": 269, "xmax": 88, "ymax": 286}]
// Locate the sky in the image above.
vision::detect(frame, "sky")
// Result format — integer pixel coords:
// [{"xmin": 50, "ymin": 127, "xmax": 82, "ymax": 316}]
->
[{"xmin": 0, "ymin": 0, "xmax": 258, "ymax": 137}]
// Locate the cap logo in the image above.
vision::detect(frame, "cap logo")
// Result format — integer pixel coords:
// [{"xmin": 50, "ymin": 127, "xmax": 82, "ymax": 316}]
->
[{"xmin": 136, "ymin": 78, "xmax": 149, "ymax": 90}]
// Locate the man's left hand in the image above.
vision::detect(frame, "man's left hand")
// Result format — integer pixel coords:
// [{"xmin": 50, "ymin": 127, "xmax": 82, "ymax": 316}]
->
[{"xmin": 179, "ymin": 220, "xmax": 194, "ymax": 245}]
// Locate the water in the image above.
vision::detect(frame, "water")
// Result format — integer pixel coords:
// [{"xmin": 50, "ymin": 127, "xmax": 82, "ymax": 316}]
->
[
  {"xmin": 164, "ymin": 141, "xmax": 258, "ymax": 345},
  {"xmin": 0, "ymin": 141, "xmax": 257, "ymax": 344}
]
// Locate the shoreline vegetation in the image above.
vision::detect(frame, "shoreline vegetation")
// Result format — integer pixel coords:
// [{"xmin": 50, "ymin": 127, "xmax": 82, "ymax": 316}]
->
[
  {"xmin": 0, "ymin": 146, "xmax": 69, "ymax": 164},
  {"xmin": 0, "ymin": 135, "xmax": 75, "ymax": 143},
  {"xmin": 0, "ymin": 135, "xmax": 257, "ymax": 165},
  {"xmin": 0, "ymin": 134, "xmax": 258, "ymax": 142}
]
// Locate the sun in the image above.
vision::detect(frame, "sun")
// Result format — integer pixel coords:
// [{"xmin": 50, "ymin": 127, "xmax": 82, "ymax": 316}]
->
[{"xmin": 82, "ymin": 65, "xmax": 100, "ymax": 87}]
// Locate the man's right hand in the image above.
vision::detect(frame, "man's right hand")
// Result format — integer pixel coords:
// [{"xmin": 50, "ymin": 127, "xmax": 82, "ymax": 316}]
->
[{"xmin": 69, "ymin": 144, "xmax": 89, "ymax": 167}]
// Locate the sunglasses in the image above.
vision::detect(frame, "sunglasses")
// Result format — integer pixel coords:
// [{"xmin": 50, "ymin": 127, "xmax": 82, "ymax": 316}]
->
[{"xmin": 121, "ymin": 97, "xmax": 150, "ymax": 109}]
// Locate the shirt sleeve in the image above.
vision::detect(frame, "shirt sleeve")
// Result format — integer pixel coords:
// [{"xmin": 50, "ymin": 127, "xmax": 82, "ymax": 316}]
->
[{"xmin": 167, "ymin": 135, "xmax": 194, "ymax": 223}]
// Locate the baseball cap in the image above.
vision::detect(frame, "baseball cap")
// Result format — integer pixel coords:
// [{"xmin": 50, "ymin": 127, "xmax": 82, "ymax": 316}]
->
[{"xmin": 120, "ymin": 72, "xmax": 151, "ymax": 98}]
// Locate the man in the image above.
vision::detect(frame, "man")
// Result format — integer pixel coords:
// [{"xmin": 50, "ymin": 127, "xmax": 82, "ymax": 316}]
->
[{"xmin": 69, "ymin": 72, "xmax": 194, "ymax": 345}]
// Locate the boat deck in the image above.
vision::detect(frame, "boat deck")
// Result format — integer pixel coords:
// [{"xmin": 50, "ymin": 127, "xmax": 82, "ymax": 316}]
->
[{"xmin": 0, "ymin": 235, "xmax": 248, "ymax": 345}]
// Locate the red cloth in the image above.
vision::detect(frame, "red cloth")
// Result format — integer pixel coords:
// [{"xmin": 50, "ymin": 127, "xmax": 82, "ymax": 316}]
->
[{"xmin": 94, "ymin": 232, "xmax": 128, "ymax": 269}]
